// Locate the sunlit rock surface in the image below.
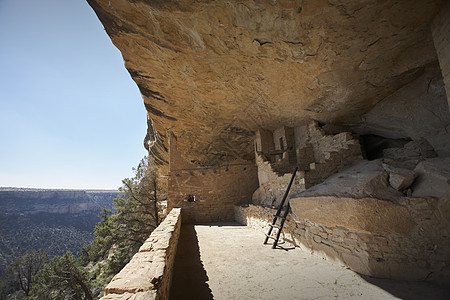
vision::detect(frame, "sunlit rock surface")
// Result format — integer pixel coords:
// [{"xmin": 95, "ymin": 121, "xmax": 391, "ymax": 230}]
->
[{"xmin": 87, "ymin": 0, "xmax": 448, "ymax": 169}]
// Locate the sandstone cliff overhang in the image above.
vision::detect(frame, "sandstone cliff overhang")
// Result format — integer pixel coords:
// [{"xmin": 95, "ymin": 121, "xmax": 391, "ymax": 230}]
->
[{"xmin": 87, "ymin": 0, "xmax": 447, "ymax": 168}]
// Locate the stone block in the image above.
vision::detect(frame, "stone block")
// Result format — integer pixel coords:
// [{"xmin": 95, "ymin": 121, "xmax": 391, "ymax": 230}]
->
[
  {"xmin": 308, "ymin": 226, "xmax": 322, "ymax": 235},
  {"xmin": 299, "ymin": 159, "xmax": 404, "ymax": 201},
  {"xmin": 382, "ymin": 163, "xmax": 418, "ymax": 190},
  {"xmin": 389, "ymin": 172, "xmax": 417, "ymax": 191},
  {"xmin": 318, "ymin": 231, "xmax": 329, "ymax": 239},
  {"xmin": 138, "ymin": 242, "xmax": 154, "ymax": 253},
  {"xmin": 101, "ymin": 291, "xmax": 157, "ymax": 300},
  {"xmin": 105, "ymin": 277, "xmax": 154, "ymax": 295},
  {"xmin": 313, "ymin": 234, "xmax": 322, "ymax": 243},
  {"xmin": 340, "ymin": 252, "xmax": 371, "ymax": 275},
  {"xmin": 290, "ymin": 196, "xmax": 416, "ymax": 235},
  {"xmin": 331, "ymin": 235, "xmax": 344, "ymax": 243}
]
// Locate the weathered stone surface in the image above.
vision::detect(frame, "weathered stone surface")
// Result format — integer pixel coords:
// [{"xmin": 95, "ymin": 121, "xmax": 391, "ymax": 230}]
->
[
  {"xmin": 253, "ymin": 121, "xmax": 362, "ymax": 206},
  {"xmin": 432, "ymin": 1, "xmax": 450, "ymax": 107},
  {"xmin": 381, "ymin": 158, "xmax": 420, "ymax": 171},
  {"xmin": 167, "ymin": 135, "xmax": 258, "ymax": 223},
  {"xmin": 101, "ymin": 291, "xmax": 157, "ymax": 300},
  {"xmin": 389, "ymin": 172, "xmax": 417, "ymax": 191},
  {"xmin": 351, "ymin": 65, "xmax": 450, "ymax": 157},
  {"xmin": 87, "ymin": 0, "xmax": 446, "ymax": 167},
  {"xmin": 412, "ymin": 157, "xmax": 450, "ymax": 198},
  {"xmin": 105, "ymin": 276, "xmax": 154, "ymax": 295},
  {"xmin": 252, "ymin": 153, "xmax": 305, "ymax": 207},
  {"xmin": 102, "ymin": 208, "xmax": 181, "ymax": 300},
  {"xmin": 289, "ymin": 196, "xmax": 415, "ymax": 235},
  {"xmin": 382, "ymin": 138, "xmax": 438, "ymax": 161},
  {"xmin": 297, "ymin": 160, "xmax": 403, "ymax": 201},
  {"xmin": 382, "ymin": 163, "xmax": 418, "ymax": 191},
  {"xmin": 236, "ymin": 199, "xmax": 450, "ymax": 284}
]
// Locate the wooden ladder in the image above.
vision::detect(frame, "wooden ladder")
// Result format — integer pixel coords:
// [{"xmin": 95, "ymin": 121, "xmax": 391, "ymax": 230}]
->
[{"xmin": 264, "ymin": 167, "xmax": 298, "ymax": 249}]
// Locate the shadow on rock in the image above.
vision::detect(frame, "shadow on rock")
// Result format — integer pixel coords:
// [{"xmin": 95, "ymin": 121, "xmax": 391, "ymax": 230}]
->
[
  {"xmin": 169, "ymin": 224, "xmax": 213, "ymax": 300},
  {"xmin": 359, "ymin": 274, "xmax": 450, "ymax": 300}
]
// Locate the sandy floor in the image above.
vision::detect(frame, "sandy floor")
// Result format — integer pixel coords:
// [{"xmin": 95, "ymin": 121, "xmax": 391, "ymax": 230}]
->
[{"xmin": 170, "ymin": 224, "xmax": 449, "ymax": 300}]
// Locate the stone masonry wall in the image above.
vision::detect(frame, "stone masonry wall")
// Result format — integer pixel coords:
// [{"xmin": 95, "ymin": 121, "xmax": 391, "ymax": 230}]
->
[
  {"xmin": 252, "ymin": 153, "xmax": 305, "ymax": 207},
  {"xmin": 168, "ymin": 163, "xmax": 258, "ymax": 223},
  {"xmin": 235, "ymin": 197, "xmax": 450, "ymax": 285},
  {"xmin": 303, "ymin": 142, "xmax": 363, "ymax": 188},
  {"xmin": 168, "ymin": 134, "xmax": 258, "ymax": 223},
  {"xmin": 295, "ymin": 121, "xmax": 361, "ymax": 164},
  {"xmin": 296, "ymin": 122, "xmax": 363, "ymax": 188},
  {"xmin": 253, "ymin": 122, "xmax": 363, "ymax": 206},
  {"xmin": 101, "ymin": 208, "xmax": 182, "ymax": 300},
  {"xmin": 254, "ymin": 129, "xmax": 274, "ymax": 154}
]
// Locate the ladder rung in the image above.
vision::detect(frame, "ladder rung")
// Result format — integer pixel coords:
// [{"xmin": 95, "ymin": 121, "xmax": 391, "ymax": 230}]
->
[
  {"xmin": 274, "ymin": 213, "xmax": 287, "ymax": 218},
  {"xmin": 263, "ymin": 167, "xmax": 297, "ymax": 246}
]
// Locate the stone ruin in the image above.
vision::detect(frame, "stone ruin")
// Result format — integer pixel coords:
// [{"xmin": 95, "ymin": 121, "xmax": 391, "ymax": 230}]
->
[
  {"xmin": 86, "ymin": 0, "xmax": 450, "ymax": 297},
  {"xmin": 238, "ymin": 126, "xmax": 450, "ymax": 284},
  {"xmin": 161, "ymin": 118, "xmax": 450, "ymax": 286},
  {"xmin": 253, "ymin": 121, "xmax": 363, "ymax": 207}
]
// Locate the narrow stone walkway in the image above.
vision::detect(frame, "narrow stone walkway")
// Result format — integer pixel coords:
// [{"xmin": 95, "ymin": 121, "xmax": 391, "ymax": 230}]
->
[{"xmin": 170, "ymin": 224, "xmax": 449, "ymax": 300}]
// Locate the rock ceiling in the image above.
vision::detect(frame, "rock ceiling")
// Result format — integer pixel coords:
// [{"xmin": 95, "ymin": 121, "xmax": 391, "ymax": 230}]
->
[{"xmin": 87, "ymin": 0, "xmax": 444, "ymax": 168}]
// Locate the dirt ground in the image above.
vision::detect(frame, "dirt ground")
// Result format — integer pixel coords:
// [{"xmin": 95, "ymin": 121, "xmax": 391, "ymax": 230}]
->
[{"xmin": 170, "ymin": 224, "xmax": 449, "ymax": 300}]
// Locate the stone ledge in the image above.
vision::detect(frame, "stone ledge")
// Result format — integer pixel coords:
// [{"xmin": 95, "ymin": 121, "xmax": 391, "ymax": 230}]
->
[
  {"xmin": 101, "ymin": 291, "xmax": 157, "ymax": 300},
  {"xmin": 101, "ymin": 208, "xmax": 182, "ymax": 300},
  {"xmin": 235, "ymin": 200, "xmax": 449, "ymax": 284},
  {"xmin": 289, "ymin": 196, "xmax": 415, "ymax": 235}
]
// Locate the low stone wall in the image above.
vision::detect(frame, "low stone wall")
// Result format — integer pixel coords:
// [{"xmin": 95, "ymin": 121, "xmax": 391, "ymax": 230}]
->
[
  {"xmin": 101, "ymin": 208, "xmax": 182, "ymax": 300},
  {"xmin": 234, "ymin": 204, "xmax": 299, "ymax": 246},
  {"xmin": 235, "ymin": 197, "xmax": 450, "ymax": 285}
]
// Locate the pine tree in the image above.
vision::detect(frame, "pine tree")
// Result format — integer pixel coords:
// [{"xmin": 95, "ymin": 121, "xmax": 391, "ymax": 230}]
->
[
  {"xmin": 113, "ymin": 156, "xmax": 163, "ymax": 254},
  {"xmin": 3, "ymin": 249, "xmax": 47, "ymax": 297},
  {"xmin": 31, "ymin": 251, "xmax": 92, "ymax": 300}
]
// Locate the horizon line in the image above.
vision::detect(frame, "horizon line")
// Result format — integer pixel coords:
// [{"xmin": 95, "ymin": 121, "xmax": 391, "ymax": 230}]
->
[{"xmin": 0, "ymin": 186, "xmax": 120, "ymax": 192}]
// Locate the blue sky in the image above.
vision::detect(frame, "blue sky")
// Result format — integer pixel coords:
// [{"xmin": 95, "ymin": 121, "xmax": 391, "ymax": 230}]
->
[{"xmin": 0, "ymin": 0, "xmax": 148, "ymax": 189}]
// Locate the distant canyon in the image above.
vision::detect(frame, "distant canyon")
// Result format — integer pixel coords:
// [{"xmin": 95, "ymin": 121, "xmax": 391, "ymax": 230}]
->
[{"xmin": 0, "ymin": 188, "xmax": 118, "ymax": 277}]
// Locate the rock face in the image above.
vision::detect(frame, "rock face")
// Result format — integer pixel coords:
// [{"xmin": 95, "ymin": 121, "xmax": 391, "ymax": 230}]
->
[
  {"xmin": 297, "ymin": 157, "xmax": 450, "ymax": 200},
  {"xmin": 297, "ymin": 159, "xmax": 405, "ymax": 201},
  {"xmin": 412, "ymin": 157, "xmax": 450, "ymax": 198},
  {"xmin": 0, "ymin": 188, "xmax": 117, "ymax": 214},
  {"xmin": 290, "ymin": 196, "xmax": 416, "ymax": 235},
  {"xmin": 351, "ymin": 64, "xmax": 450, "ymax": 157},
  {"xmin": 87, "ymin": 0, "xmax": 448, "ymax": 168},
  {"xmin": 86, "ymin": 1, "xmax": 450, "ymax": 289}
]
